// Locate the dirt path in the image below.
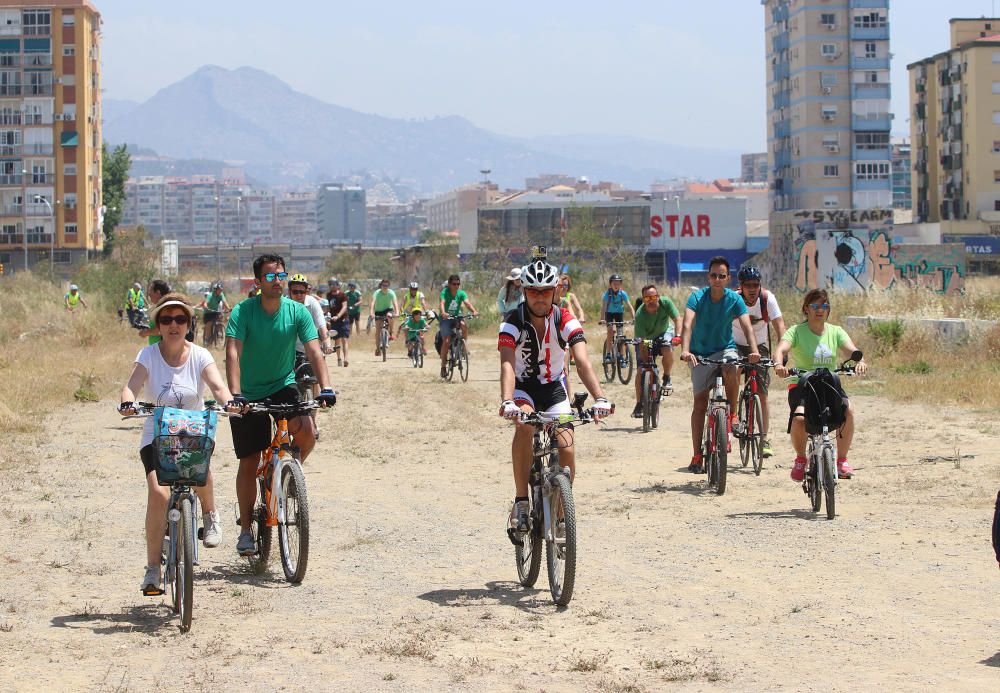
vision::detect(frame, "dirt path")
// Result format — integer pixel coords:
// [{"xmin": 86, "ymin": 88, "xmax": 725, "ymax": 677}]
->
[{"xmin": 1, "ymin": 332, "xmax": 998, "ymax": 691}]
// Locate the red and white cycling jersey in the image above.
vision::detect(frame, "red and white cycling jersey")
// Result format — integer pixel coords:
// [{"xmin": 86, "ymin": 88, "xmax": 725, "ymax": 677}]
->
[{"xmin": 498, "ymin": 304, "xmax": 585, "ymax": 384}]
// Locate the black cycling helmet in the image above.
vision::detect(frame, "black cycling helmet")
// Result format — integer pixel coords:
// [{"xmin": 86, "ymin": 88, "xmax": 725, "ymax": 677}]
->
[
  {"xmin": 737, "ymin": 265, "xmax": 762, "ymax": 283},
  {"xmin": 609, "ymin": 274, "xmax": 623, "ymax": 282}
]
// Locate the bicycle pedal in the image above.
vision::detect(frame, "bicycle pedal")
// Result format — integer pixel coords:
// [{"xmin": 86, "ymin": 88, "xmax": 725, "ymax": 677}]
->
[
  {"xmin": 197, "ymin": 527, "xmax": 204, "ymax": 540},
  {"xmin": 506, "ymin": 527, "xmax": 524, "ymax": 547},
  {"xmin": 141, "ymin": 585, "xmax": 165, "ymax": 597}
]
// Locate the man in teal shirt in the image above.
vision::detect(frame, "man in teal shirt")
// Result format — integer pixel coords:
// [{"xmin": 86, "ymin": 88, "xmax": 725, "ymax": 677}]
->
[
  {"xmin": 225, "ymin": 253, "xmax": 338, "ymax": 556},
  {"xmin": 631, "ymin": 284, "xmax": 682, "ymax": 417},
  {"xmin": 680, "ymin": 257, "xmax": 759, "ymax": 473},
  {"xmin": 438, "ymin": 273, "xmax": 478, "ymax": 378}
]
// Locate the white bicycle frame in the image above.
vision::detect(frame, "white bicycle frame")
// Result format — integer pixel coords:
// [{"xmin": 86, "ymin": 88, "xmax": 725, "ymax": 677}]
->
[
  {"xmin": 533, "ymin": 420, "xmax": 570, "ymax": 544},
  {"xmin": 807, "ymin": 428, "xmax": 836, "ymax": 493}
]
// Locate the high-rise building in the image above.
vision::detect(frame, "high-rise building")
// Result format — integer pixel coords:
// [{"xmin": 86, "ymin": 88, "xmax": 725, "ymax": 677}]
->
[
  {"xmin": 891, "ymin": 138, "xmax": 911, "ymax": 210},
  {"xmin": 317, "ymin": 183, "xmax": 366, "ymax": 242},
  {"xmin": 909, "ymin": 18, "xmax": 1000, "ymax": 224},
  {"xmin": 274, "ymin": 191, "xmax": 318, "ymax": 245},
  {"xmin": 763, "ymin": 0, "xmax": 893, "ymax": 212},
  {"xmin": 0, "ymin": 1, "xmax": 103, "ymax": 272},
  {"xmin": 740, "ymin": 153, "xmax": 768, "ymax": 183}
]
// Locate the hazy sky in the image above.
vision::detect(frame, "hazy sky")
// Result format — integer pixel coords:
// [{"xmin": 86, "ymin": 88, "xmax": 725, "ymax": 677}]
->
[{"xmin": 100, "ymin": 0, "xmax": 999, "ymax": 151}]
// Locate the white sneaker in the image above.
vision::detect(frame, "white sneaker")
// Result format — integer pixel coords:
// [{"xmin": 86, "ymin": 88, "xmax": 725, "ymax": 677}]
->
[
  {"xmin": 237, "ymin": 531, "xmax": 256, "ymax": 556},
  {"xmin": 141, "ymin": 564, "xmax": 162, "ymax": 595},
  {"xmin": 202, "ymin": 511, "xmax": 222, "ymax": 548}
]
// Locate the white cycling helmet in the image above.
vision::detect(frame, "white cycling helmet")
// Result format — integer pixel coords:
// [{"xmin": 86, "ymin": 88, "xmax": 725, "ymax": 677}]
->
[{"xmin": 520, "ymin": 259, "xmax": 559, "ymax": 288}]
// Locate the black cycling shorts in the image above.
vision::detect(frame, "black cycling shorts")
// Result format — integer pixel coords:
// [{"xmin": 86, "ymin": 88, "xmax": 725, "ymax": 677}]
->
[{"xmin": 229, "ymin": 385, "xmax": 303, "ymax": 460}]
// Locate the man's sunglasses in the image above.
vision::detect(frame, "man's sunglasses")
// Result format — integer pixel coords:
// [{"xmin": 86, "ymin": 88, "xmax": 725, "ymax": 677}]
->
[
  {"xmin": 263, "ymin": 272, "xmax": 288, "ymax": 282},
  {"xmin": 157, "ymin": 314, "xmax": 190, "ymax": 326},
  {"xmin": 525, "ymin": 287, "xmax": 553, "ymax": 296},
  {"xmin": 642, "ymin": 294, "xmax": 660, "ymax": 303},
  {"xmin": 709, "ymin": 273, "xmax": 729, "ymax": 280},
  {"xmin": 449, "ymin": 281, "xmax": 461, "ymax": 286},
  {"xmin": 809, "ymin": 302, "xmax": 830, "ymax": 310}
]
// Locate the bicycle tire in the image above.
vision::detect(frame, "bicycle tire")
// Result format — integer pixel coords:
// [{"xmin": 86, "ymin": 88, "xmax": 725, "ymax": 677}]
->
[
  {"xmin": 651, "ymin": 379, "xmax": 660, "ymax": 429},
  {"xmin": 515, "ymin": 491, "xmax": 542, "ymax": 587},
  {"xmin": 704, "ymin": 412, "xmax": 716, "ymax": 486},
  {"xmin": 602, "ymin": 343, "xmax": 614, "ymax": 382},
  {"xmin": 713, "ymin": 409, "xmax": 728, "ymax": 496},
  {"xmin": 278, "ymin": 460, "xmax": 310, "ymax": 583},
  {"xmin": 546, "ymin": 473, "xmax": 577, "ymax": 606},
  {"xmin": 446, "ymin": 343, "xmax": 456, "ymax": 381},
  {"xmin": 248, "ymin": 479, "xmax": 272, "ymax": 573},
  {"xmin": 418, "ymin": 348, "xmax": 424, "ymax": 368},
  {"xmin": 459, "ymin": 342, "xmax": 469, "ymax": 382},
  {"xmin": 617, "ymin": 340, "xmax": 633, "ymax": 385},
  {"xmin": 808, "ymin": 454, "xmax": 822, "ymax": 513},
  {"xmin": 737, "ymin": 393, "xmax": 750, "ymax": 467},
  {"xmin": 750, "ymin": 394, "xmax": 764, "ymax": 476},
  {"xmin": 178, "ymin": 496, "xmax": 195, "ymax": 632},
  {"xmin": 641, "ymin": 371, "xmax": 652, "ymax": 433},
  {"xmin": 381, "ymin": 330, "xmax": 388, "ymax": 362},
  {"xmin": 822, "ymin": 446, "xmax": 836, "ymax": 520}
]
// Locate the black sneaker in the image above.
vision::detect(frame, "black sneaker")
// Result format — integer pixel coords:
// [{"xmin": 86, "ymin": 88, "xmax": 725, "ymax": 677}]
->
[
  {"xmin": 688, "ymin": 457, "xmax": 704, "ymax": 474},
  {"xmin": 632, "ymin": 403, "xmax": 642, "ymax": 418}
]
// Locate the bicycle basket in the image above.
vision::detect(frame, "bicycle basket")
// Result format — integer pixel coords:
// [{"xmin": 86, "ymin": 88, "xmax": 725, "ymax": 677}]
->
[
  {"xmin": 799, "ymin": 370, "xmax": 846, "ymax": 434},
  {"xmin": 152, "ymin": 407, "xmax": 217, "ymax": 486}
]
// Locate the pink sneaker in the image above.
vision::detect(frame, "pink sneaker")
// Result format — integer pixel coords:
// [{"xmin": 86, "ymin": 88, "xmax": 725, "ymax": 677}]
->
[
  {"xmin": 837, "ymin": 459, "xmax": 854, "ymax": 479},
  {"xmin": 790, "ymin": 457, "xmax": 807, "ymax": 482}
]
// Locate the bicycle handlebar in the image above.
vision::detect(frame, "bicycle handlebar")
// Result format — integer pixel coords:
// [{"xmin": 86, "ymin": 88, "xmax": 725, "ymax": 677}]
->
[
  {"xmin": 246, "ymin": 400, "xmax": 322, "ymax": 415},
  {"xmin": 120, "ymin": 401, "xmax": 239, "ymax": 419},
  {"xmin": 516, "ymin": 406, "xmax": 612, "ymax": 427}
]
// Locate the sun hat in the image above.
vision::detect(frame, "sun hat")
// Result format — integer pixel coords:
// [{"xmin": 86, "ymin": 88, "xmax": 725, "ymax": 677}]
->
[
  {"xmin": 506, "ymin": 267, "xmax": 522, "ymax": 281},
  {"xmin": 149, "ymin": 294, "xmax": 194, "ymax": 323}
]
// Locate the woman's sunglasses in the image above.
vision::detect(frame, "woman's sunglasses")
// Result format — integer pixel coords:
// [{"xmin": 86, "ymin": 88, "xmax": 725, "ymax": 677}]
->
[{"xmin": 157, "ymin": 314, "xmax": 190, "ymax": 326}]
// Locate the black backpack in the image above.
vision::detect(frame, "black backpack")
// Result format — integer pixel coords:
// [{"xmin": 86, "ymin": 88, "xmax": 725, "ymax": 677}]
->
[{"xmin": 798, "ymin": 369, "xmax": 847, "ymax": 434}]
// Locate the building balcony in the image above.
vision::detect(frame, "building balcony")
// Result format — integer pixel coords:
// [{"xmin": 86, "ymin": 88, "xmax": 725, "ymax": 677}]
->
[
  {"xmin": 853, "ymin": 177, "xmax": 891, "ymax": 191},
  {"xmin": 849, "ymin": 56, "xmax": 890, "ymax": 71},
  {"xmin": 0, "ymin": 85, "xmax": 22, "ymax": 96},
  {"xmin": 850, "ymin": 0, "xmax": 888, "ymax": 8},
  {"xmin": 850, "ymin": 25, "xmax": 890, "ymax": 41},
  {"xmin": 25, "ymin": 203, "xmax": 53, "ymax": 217},
  {"xmin": 772, "ymin": 91, "xmax": 790, "ymax": 109},
  {"xmin": 851, "ymin": 83, "xmax": 890, "ymax": 100},
  {"xmin": 22, "ymin": 53, "xmax": 52, "ymax": 67},
  {"xmin": 23, "ymin": 84, "xmax": 52, "ymax": 96},
  {"xmin": 852, "ymin": 114, "xmax": 892, "ymax": 131},
  {"xmin": 773, "ymin": 61, "xmax": 790, "ymax": 81},
  {"xmin": 1, "ymin": 204, "xmax": 22, "ymax": 215},
  {"xmin": 774, "ymin": 120, "xmax": 791, "ymax": 138},
  {"xmin": 0, "ymin": 174, "xmax": 23, "ymax": 185},
  {"xmin": 775, "ymin": 149, "xmax": 791, "ymax": 167},
  {"xmin": 853, "ymin": 146, "xmax": 891, "ymax": 161},
  {"xmin": 772, "ymin": 33, "xmax": 789, "ymax": 53}
]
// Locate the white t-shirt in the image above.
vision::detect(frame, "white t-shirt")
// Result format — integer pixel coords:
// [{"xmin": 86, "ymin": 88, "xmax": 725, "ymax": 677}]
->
[
  {"xmin": 297, "ymin": 294, "xmax": 326, "ymax": 352},
  {"xmin": 135, "ymin": 343, "xmax": 215, "ymax": 448},
  {"xmin": 732, "ymin": 290, "xmax": 782, "ymax": 347}
]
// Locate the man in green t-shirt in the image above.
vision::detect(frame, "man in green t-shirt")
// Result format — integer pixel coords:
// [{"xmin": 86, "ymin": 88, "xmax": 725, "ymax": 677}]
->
[
  {"xmin": 225, "ymin": 253, "xmax": 338, "ymax": 557},
  {"xmin": 630, "ymin": 284, "xmax": 682, "ymax": 418},
  {"xmin": 438, "ymin": 273, "xmax": 479, "ymax": 378},
  {"xmin": 367, "ymin": 278, "xmax": 399, "ymax": 356},
  {"xmin": 138, "ymin": 279, "xmax": 171, "ymax": 345}
]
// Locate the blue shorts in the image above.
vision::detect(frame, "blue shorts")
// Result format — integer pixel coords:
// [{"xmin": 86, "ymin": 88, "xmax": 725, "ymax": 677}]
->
[
  {"xmin": 440, "ymin": 316, "xmax": 460, "ymax": 337},
  {"xmin": 331, "ymin": 318, "xmax": 350, "ymax": 338}
]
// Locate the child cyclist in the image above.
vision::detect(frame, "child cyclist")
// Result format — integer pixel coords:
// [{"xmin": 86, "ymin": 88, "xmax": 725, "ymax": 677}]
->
[
  {"xmin": 600, "ymin": 273, "xmax": 636, "ymax": 363},
  {"xmin": 398, "ymin": 308, "xmax": 430, "ymax": 357}
]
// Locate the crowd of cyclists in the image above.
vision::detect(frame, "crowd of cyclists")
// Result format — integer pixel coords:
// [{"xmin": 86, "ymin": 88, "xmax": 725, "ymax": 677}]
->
[{"xmin": 93, "ymin": 248, "xmax": 875, "ymax": 594}]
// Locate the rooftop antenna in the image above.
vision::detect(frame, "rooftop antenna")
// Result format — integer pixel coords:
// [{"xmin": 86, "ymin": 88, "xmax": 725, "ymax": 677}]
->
[{"xmin": 480, "ymin": 168, "xmax": 491, "ymax": 185}]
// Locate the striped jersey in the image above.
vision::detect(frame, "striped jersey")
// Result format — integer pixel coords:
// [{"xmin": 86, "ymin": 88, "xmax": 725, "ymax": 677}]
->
[{"xmin": 498, "ymin": 304, "xmax": 585, "ymax": 384}]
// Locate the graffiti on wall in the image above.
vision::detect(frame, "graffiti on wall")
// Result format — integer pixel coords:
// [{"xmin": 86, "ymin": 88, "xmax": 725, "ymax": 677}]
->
[{"xmin": 791, "ymin": 209, "xmax": 965, "ymax": 294}]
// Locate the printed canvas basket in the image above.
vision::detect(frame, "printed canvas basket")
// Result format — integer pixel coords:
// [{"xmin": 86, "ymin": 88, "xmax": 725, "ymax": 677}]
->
[{"xmin": 152, "ymin": 407, "xmax": 217, "ymax": 486}]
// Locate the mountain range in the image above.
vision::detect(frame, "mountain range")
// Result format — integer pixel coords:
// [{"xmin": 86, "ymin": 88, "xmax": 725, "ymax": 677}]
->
[{"xmin": 103, "ymin": 66, "xmax": 742, "ymax": 193}]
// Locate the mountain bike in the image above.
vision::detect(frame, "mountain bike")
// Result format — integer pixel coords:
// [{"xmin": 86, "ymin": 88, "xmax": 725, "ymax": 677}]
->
[
  {"xmin": 734, "ymin": 358, "xmax": 776, "ymax": 476},
  {"xmin": 237, "ymin": 400, "xmax": 321, "ymax": 583},
  {"xmin": 122, "ymin": 402, "xmax": 231, "ymax": 633},
  {"xmin": 787, "ymin": 352, "xmax": 861, "ymax": 520},
  {"xmin": 696, "ymin": 355, "xmax": 749, "ymax": 496},
  {"xmin": 444, "ymin": 314, "xmax": 474, "ymax": 382},
  {"xmin": 507, "ymin": 393, "xmax": 609, "ymax": 606},
  {"xmin": 374, "ymin": 313, "xmax": 393, "ymax": 361},
  {"xmin": 406, "ymin": 327, "xmax": 429, "ymax": 368},
  {"xmin": 633, "ymin": 338, "xmax": 666, "ymax": 433},
  {"xmin": 293, "ymin": 351, "xmax": 335, "ymax": 440},
  {"xmin": 601, "ymin": 320, "xmax": 633, "ymax": 385},
  {"xmin": 203, "ymin": 310, "xmax": 227, "ymax": 348}
]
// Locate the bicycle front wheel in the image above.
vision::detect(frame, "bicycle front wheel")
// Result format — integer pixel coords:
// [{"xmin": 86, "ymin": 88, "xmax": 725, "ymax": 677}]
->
[
  {"xmin": 641, "ymin": 371, "xmax": 652, "ymax": 433},
  {"xmin": 808, "ymin": 457, "xmax": 822, "ymax": 513},
  {"xmin": 822, "ymin": 446, "xmax": 836, "ymax": 520},
  {"xmin": 737, "ymin": 394, "xmax": 750, "ymax": 467},
  {"xmin": 248, "ymin": 479, "xmax": 272, "ymax": 574},
  {"xmin": 515, "ymin": 492, "xmax": 542, "ymax": 587},
  {"xmin": 602, "ymin": 343, "xmax": 614, "ymax": 382},
  {"xmin": 446, "ymin": 346, "xmax": 456, "ymax": 381},
  {"xmin": 750, "ymin": 394, "xmax": 764, "ymax": 476},
  {"xmin": 459, "ymin": 342, "xmax": 469, "ymax": 382},
  {"xmin": 546, "ymin": 473, "xmax": 577, "ymax": 606},
  {"xmin": 278, "ymin": 460, "xmax": 310, "ymax": 583},
  {"xmin": 713, "ymin": 409, "xmax": 728, "ymax": 496},
  {"xmin": 177, "ymin": 496, "xmax": 195, "ymax": 632},
  {"xmin": 381, "ymin": 332, "xmax": 388, "ymax": 362},
  {"xmin": 617, "ymin": 340, "xmax": 633, "ymax": 385}
]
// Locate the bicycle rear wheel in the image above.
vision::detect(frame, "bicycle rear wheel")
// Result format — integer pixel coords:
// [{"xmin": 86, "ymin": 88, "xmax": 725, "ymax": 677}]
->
[
  {"xmin": 651, "ymin": 375, "xmax": 660, "ymax": 429},
  {"xmin": 822, "ymin": 446, "xmax": 836, "ymax": 520},
  {"xmin": 459, "ymin": 342, "xmax": 470, "ymax": 382},
  {"xmin": 602, "ymin": 343, "xmax": 614, "ymax": 382},
  {"xmin": 278, "ymin": 460, "xmax": 310, "ymax": 583},
  {"xmin": 177, "ymin": 496, "xmax": 195, "ymax": 632},
  {"xmin": 514, "ymin": 491, "xmax": 542, "ymax": 587},
  {"xmin": 713, "ymin": 409, "xmax": 728, "ymax": 496},
  {"xmin": 641, "ymin": 371, "xmax": 652, "ymax": 433},
  {"xmin": 248, "ymin": 479, "xmax": 272, "ymax": 574},
  {"xmin": 546, "ymin": 473, "xmax": 577, "ymax": 606},
  {"xmin": 750, "ymin": 394, "xmax": 764, "ymax": 476},
  {"xmin": 617, "ymin": 340, "xmax": 633, "ymax": 385}
]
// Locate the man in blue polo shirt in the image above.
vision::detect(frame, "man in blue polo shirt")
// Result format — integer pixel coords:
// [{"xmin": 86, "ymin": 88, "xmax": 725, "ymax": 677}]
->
[{"xmin": 679, "ymin": 256, "xmax": 759, "ymax": 473}]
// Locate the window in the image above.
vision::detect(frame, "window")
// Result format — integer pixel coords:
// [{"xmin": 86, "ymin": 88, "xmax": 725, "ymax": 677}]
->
[
  {"xmin": 821, "ymin": 43, "xmax": 837, "ymax": 57},
  {"xmin": 820, "ymin": 13, "xmax": 835, "ymax": 26},
  {"xmin": 820, "ymin": 72, "xmax": 837, "ymax": 88},
  {"xmin": 63, "ymin": 224, "xmax": 77, "ymax": 241},
  {"xmin": 855, "ymin": 162, "xmax": 890, "ymax": 180},
  {"xmin": 864, "ymin": 42, "xmax": 877, "ymax": 58},
  {"xmin": 53, "ymin": 249, "xmax": 71, "ymax": 264},
  {"xmin": 994, "ymin": 52, "xmax": 1000, "ymax": 64},
  {"xmin": 62, "ymin": 14, "xmax": 75, "ymax": 26},
  {"xmin": 823, "ymin": 195, "xmax": 840, "ymax": 208},
  {"xmin": 63, "ymin": 192, "xmax": 76, "ymax": 209},
  {"xmin": 21, "ymin": 9, "xmax": 50, "ymax": 36},
  {"xmin": 821, "ymin": 104, "xmax": 838, "ymax": 120},
  {"xmin": 62, "ymin": 46, "xmax": 74, "ymax": 57},
  {"xmin": 867, "ymin": 71, "xmax": 879, "ymax": 83},
  {"xmin": 994, "ymin": 141, "xmax": 1000, "ymax": 154},
  {"xmin": 823, "ymin": 165, "xmax": 839, "ymax": 177},
  {"xmin": 855, "ymin": 132, "xmax": 890, "ymax": 150},
  {"xmin": 854, "ymin": 12, "xmax": 887, "ymax": 29},
  {"xmin": 63, "ymin": 163, "xmax": 76, "ymax": 177},
  {"xmin": 994, "ymin": 112, "xmax": 1000, "ymax": 125},
  {"xmin": 996, "ymin": 200, "xmax": 1000, "ymax": 212}
]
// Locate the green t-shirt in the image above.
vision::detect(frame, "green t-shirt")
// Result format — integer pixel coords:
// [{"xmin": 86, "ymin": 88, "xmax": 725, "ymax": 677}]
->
[
  {"xmin": 206, "ymin": 292, "xmax": 227, "ymax": 311},
  {"xmin": 148, "ymin": 317, "xmax": 161, "ymax": 346},
  {"xmin": 403, "ymin": 317, "xmax": 428, "ymax": 340},
  {"xmin": 225, "ymin": 295, "xmax": 319, "ymax": 400},
  {"xmin": 781, "ymin": 323, "xmax": 849, "ymax": 385},
  {"xmin": 440, "ymin": 288, "xmax": 468, "ymax": 316},
  {"xmin": 373, "ymin": 289, "xmax": 396, "ymax": 313},
  {"xmin": 346, "ymin": 289, "xmax": 363, "ymax": 316},
  {"xmin": 634, "ymin": 297, "xmax": 680, "ymax": 340}
]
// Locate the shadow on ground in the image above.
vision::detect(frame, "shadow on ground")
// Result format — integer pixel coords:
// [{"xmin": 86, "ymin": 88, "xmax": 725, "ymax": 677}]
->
[
  {"xmin": 418, "ymin": 581, "xmax": 556, "ymax": 613},
  {"xmin": 51, "ymin": 604, "xmax": 173, "ymax": 634},
  {"xmin": 727, "ymin": 509, "xmax": 823, "ymax": 521}
]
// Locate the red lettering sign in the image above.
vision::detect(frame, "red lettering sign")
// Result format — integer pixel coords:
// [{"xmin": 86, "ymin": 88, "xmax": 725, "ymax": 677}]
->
[
  {"xmin": 650, "ymin": 215, "xmax": 663, "ymax": 237},
  {"xmin": 650, "ymin": 213, "xmax": 713, "ymax": 239},
  {"xmin": 665, "ymin": 215, "xmax": 679, "ymax": 237},
  {"xmin": 681, "ymin": 216, "xmax": 694, "ymax": 237},
  {"xmin": 697, "ymin": 215, "xmax": 710, "ymax": 237}
]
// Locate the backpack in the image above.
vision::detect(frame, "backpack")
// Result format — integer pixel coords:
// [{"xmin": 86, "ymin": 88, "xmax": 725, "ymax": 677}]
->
[
  {"xmin": 152, "ymin": 407, "xmax": 217, "ymax": 487},
  {"xmin": 797, "ymin": 370, "xmax": 847, "ymax": 435}
]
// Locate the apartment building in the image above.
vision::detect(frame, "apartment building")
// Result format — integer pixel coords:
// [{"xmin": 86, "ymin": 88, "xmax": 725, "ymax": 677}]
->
[
  {"xmin": 274, "ymin": 191, "xmax": 317, "ymax": 245},
  {"xmin": 740, "ymin": 153, "xmax": 769, "ymax": 183},
  {"xmin": 425, "ymin": 184, "xmax": 498, "ymax": 235},
  {"xmin": 316, "ymin": 183, "xmax": 365, "ymax": 242},
  {"xmin": 909, "ymin": 18, "xmax": 1000, "ymax": 226},
  {"xmin": 891, "ymin": 138, "xmax": 911, "ymax": 209},
  {"xmin": 763, "ymin": 0, "xmax": 893, "ymax": 213},
  {"xmin": 0, "ymin": 1, "xmax": 102, "ymax": 272}
]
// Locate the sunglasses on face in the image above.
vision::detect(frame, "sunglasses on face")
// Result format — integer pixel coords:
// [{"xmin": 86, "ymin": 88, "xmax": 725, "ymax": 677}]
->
[
  {"xmin": 642, "ymin": 294, "xmax": 660, "ymax": 303},
  {"xmin": 157, "ymin": 314, "xmax": 190, "ymax": 326},
  {"xmin": 809, "ymin": 303, "xmax": 830, "ymax": 310},
  {"xmin": 709, "ymin": 273, "xmax": 729, "ymax": 280},
  {"xmin": 742, "ymin": 282, "xmax": 760, "ymax": 290},
  {"xmin": 290, "ymin": 289, "xmax": 308, "ymax": 296},
  {"xmin": 449, "ymin": 282, "xmax": 460, "ymax": 286},
  {"xmin": 263, "ymin": 272, "xmax": 288, "ymax": 282},
  {"xmin": 525, "ymin": 287, "xmax": 553, "ymax": 297}
]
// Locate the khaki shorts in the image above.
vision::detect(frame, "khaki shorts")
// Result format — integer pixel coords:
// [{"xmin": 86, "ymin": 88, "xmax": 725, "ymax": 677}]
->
[
  {"xmin": 689, "ymin": 349, "xmax": 739, "ymax": 395},
  {"xmin": 736, "ymin": 343, "xmax": 771, "ymax": 393}
]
